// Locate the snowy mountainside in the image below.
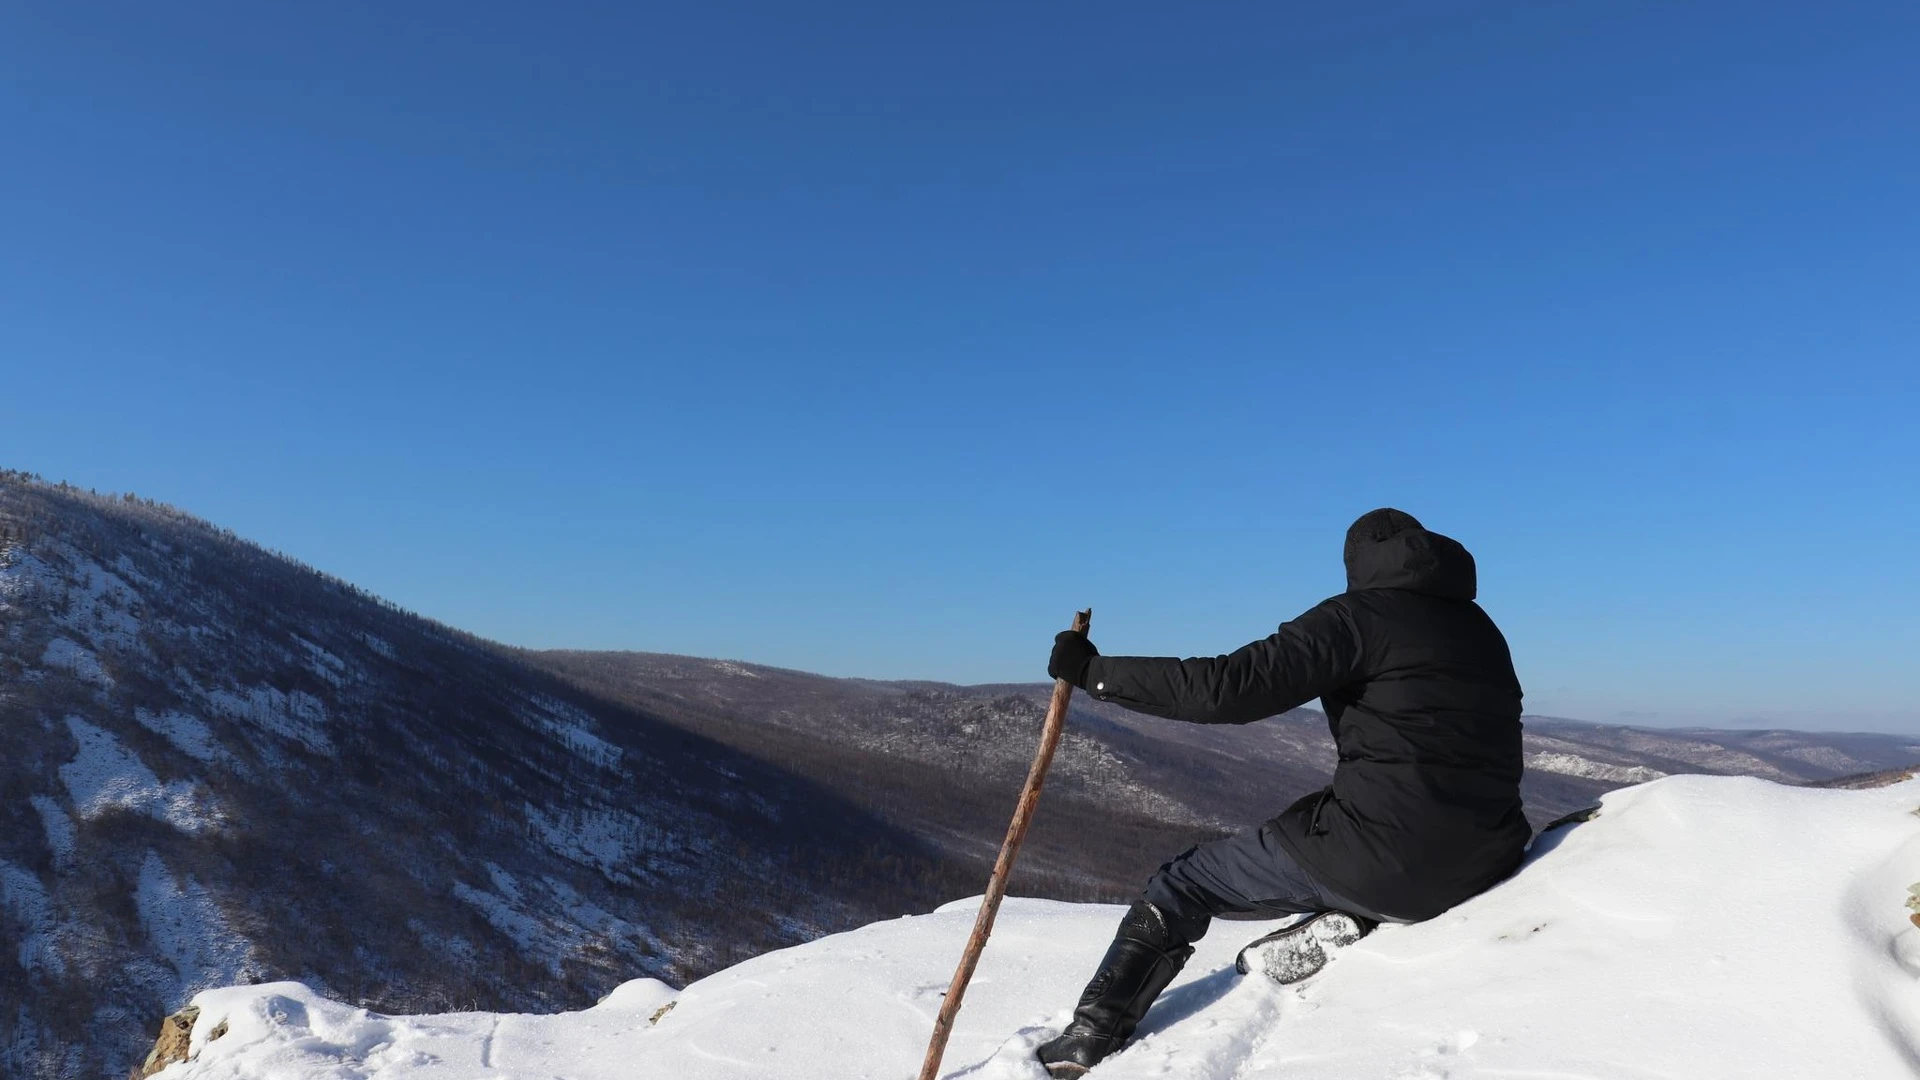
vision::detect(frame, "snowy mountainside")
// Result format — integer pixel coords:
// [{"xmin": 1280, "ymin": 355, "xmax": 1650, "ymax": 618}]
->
[
  {"xmin": 153, "ymin": 774, "xmax": 1920, "ymax": 1079},
  {"xmin": 0, "ymin": 476, "xmax": 973, "ymax": 1079}
]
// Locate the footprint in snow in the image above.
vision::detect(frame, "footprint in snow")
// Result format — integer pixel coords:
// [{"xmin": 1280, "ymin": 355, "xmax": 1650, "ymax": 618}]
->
[
  {"xmin": 940, "ymin": 1019, "xmax": 1058, "ymax": 1079},
  {"xmin": 1386, "ymin": 1030, "xmax": 1479, "ymax": 1080}
]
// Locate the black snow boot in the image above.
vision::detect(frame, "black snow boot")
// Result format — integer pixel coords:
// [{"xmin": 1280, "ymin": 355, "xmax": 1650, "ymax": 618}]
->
[{"xmin": 1035, "ymin": 900, "xmax": 1194, "ymax": 1078}]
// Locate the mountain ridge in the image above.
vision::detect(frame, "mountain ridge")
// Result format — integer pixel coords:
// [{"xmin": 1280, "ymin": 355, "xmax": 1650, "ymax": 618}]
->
[{"xmin": 529, "ymin": 645, "xmax": 1920, "ymax": 870}]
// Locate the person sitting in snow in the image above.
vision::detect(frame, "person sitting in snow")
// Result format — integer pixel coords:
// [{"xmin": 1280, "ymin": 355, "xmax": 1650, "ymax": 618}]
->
[{"xmin": 1036, "ymin": 508, "xmax": 1529, "ymax": 1077}]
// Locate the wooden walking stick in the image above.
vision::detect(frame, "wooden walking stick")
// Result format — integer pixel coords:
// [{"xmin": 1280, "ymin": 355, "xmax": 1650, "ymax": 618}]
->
[{"xmin": 916, "ymin": 608, "xmax": 1091, "ymax": 1080}]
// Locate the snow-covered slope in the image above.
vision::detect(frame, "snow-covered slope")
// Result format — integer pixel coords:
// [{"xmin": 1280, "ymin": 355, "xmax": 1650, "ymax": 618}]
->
[{"xmin": 157, "ymin": 774, "xmax": 1920, "ymax": 1079}]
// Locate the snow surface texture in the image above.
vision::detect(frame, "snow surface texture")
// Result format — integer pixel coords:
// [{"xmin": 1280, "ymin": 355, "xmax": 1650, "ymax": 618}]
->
[
  {"xmin": 43, "ymin": 635, "xmax": 111, "ymax": 685},
  {"xmin": 59, "ymin": 716, "xmax": 220, "ymax": 832},
  {"xmin": 158, "ymin": 775, "xmax": 1920, "ymax": 1079},
  {"xmin": 135, "ymin": 706, "xmax": 231, "ymax": 764}
]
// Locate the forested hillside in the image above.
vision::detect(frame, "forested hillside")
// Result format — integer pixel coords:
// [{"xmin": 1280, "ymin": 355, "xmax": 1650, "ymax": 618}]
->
[{"xmin": 0, "ymin": 474, "xmax": 973, "ymax": 1079}]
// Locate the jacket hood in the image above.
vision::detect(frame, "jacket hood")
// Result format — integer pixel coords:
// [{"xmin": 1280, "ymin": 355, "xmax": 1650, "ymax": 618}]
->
[{"xmin": 1344, "ymin": 528, "xmax": 1477, "ymax": 599}]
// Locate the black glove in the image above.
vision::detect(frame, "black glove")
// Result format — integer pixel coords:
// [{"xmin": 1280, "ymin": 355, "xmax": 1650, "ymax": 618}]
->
[{"xmin": 1047, "ymin": 630, "xmax": 1098, "ymax": 688}]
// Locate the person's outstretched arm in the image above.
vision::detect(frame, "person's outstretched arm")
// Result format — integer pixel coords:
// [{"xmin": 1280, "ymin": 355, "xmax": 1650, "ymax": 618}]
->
[{"xmin": 1063, "ymin": 600, "xmax": 1362, "ymax": 725}]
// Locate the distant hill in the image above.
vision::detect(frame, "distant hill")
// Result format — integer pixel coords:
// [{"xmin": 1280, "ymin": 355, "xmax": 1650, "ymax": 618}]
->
[
  {"xmin": 531, "ymin": 649, "xmax": 1920, "ymax": 894},
  {"xmin": 3, "ymin": 471, "xmax": 1913, "ymax": 1079}
]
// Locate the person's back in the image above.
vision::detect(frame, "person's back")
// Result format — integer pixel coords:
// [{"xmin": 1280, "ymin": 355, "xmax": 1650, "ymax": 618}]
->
[
  {"xmin": 1036, "ymin": 508, "xmax": 1527, "ymax": 1077},
  {"xmin": 1282, "ymin": 517, "xmax": 1528, "ymax": 921}
]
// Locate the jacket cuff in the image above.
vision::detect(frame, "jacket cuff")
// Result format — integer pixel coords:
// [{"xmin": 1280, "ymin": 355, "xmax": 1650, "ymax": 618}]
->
[{"xmin": 1082, "ymin": 655, "xmax": 1108, "ymax": 697}]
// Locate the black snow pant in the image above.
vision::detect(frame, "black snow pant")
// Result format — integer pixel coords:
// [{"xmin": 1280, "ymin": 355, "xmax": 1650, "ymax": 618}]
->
[{"xmin": 1143, "ymin": 817, "xmax": 1396, "ymax": 946}]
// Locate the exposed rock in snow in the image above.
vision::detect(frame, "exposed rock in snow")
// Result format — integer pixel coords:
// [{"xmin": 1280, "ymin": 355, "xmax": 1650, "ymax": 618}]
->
[
  {"xmin": 137, "ymin": 1005, "xmax": 203, "ymax": 1080},
  {"xmin": 152, "ymin": 775, "xmax": 1920, "ymax": 1079}
]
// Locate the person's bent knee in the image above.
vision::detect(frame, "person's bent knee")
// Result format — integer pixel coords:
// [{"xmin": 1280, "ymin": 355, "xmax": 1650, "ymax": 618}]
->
[{"xmin": 1141, "ymin": 873, "xmax": 1212, "ymax": 945}]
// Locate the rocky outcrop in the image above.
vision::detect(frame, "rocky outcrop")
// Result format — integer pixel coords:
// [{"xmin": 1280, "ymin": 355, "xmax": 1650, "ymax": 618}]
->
[
  {"xmin": 136, "ymin": 1007, "xmax": 228, "ymax": 1078},
  {"xmin": 136, "ymin": 1007, "xmax": 196, "ymax": 1078}
]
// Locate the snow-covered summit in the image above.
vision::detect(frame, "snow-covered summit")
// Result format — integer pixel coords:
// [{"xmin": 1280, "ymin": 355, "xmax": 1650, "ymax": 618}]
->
[{"xmin": 157, "ymin": 773, "xmax": 1920, "ymax": 1079}]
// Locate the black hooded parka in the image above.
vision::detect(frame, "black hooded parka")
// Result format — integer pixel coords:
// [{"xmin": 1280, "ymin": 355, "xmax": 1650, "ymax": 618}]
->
[{"xmin": 1081, "ymin": 527, "xmax": 1529, "ymax": 921}]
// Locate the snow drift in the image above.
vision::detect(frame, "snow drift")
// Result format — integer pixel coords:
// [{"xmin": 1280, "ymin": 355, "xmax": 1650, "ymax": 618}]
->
[{"xmin": 154, "ymin": 774, "xmax": 1920, "ymax": 1079}]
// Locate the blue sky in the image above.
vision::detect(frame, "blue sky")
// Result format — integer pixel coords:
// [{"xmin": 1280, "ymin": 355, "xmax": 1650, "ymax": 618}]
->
[{"xmin": 2, "ymin": 2, "xmax": 1916, "ymax": 731}]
